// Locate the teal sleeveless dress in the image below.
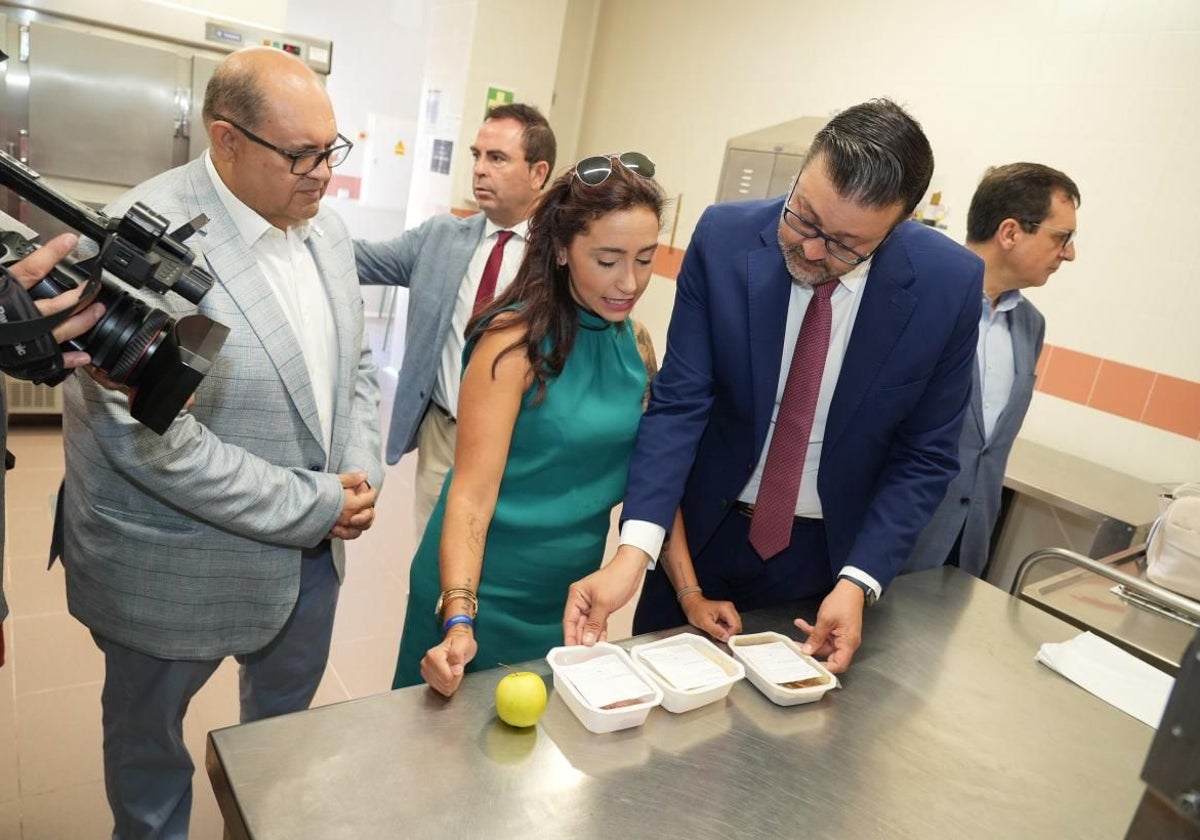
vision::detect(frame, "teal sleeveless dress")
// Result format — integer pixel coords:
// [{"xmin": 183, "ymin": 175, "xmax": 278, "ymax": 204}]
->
[{"xmin": 393, "ymin": 307, "xmax": 645, "ymax": 688}]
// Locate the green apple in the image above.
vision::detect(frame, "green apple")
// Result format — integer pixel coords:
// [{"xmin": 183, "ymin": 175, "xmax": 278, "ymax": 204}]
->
[{"xmin": 494, "ymin": 671, "xmax": 548, "ymax": 728}]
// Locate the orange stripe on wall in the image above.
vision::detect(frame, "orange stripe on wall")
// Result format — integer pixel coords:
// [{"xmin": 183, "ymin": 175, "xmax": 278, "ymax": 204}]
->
[
  {"xmin": 652, "ymin": 245, "xmax": 685, "ymax": 280},
  {"xmin": 1036, "ymin": 343, "xmax": 1200, "ymax": 440}
]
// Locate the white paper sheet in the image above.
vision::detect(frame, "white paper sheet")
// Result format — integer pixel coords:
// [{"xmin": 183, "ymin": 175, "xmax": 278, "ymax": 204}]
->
[
  {"xmin": 1035, "ymin": 631, "xmax": 1176, "ymax": 729},
  {"xmin": 559, "ymin": 654, "xmax": 653, "ymax": 709},
  {"xmin": 638, "ymin": 645, "xmax": 728, "ymax": 691},
  {"xmin": 737, "ymin": 641, "xmax": 821, "ymax": 684}
]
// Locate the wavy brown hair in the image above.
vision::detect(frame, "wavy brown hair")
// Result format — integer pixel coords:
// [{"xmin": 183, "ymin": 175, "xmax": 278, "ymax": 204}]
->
[{"xmin": 467, "ymin": 159, "xmax": 666, "ymax": 403}]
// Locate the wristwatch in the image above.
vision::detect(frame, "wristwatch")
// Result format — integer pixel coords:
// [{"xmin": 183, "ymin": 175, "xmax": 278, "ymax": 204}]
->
[{"xmin": 837, "ymin": 574, "xmax": 877, "ymax": 607}]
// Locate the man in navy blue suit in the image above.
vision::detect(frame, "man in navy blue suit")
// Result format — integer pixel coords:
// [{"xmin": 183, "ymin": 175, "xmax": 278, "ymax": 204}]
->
[{"xmin": 563, "ymin": 99, "xmax": 983, "ymax": 673}]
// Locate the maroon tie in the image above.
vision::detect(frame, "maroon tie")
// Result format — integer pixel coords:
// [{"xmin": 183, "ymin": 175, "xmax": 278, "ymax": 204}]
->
[
  {"xmin": 473, "ymin": 230, "xmax": 515, "ymax": 315},
  {"xmin": 749, "ymin": 279, "xmax": 838, "ymax": 560}
]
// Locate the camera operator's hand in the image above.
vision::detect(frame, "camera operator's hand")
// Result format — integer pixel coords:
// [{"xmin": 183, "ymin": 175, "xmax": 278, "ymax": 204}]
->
[
  {"xmin": 11, "ymin": 233, "xmax": 105, "ymax": 367},
  {"xmin": 83, "ymin": 366, "xmax": 197, "ymax": 413},
  {"xmin": 328, "ymin": 471, "xmax": 377, "ymax": 541}
]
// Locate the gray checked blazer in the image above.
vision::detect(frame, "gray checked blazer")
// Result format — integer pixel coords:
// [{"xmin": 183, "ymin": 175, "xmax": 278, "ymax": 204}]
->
[
  {"xmin": 58, "ymin": 155, "xmax": 384, "ymax": 660},
  {"xmin": 904, "ymin": 298, "xmax": 1046, "ymax": 577},
  {"xmin": 355, "ymin": 211, "xmax": 487, "ymax": 463}
]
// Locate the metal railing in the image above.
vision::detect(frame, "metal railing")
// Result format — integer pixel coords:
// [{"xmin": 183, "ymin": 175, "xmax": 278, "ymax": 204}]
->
[{"xmin": 1010, "ymin": 544, "xmax": 1200, "ymax": 623}]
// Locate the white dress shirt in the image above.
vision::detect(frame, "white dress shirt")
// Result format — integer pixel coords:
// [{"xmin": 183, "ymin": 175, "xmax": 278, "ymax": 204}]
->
[
  {"xmin": 432, "ymin": 219, "xmax": 529, "ymax": 417},
  {"xmin": 620, "ymin": 258, "xmax": 882, "ymax": 599},
  {"xmin": 204, "ymin": 152, "xmax": 337, "ymax": 460},
  {"xmin": 978, "ymin": 290, "xmax": 1023, "ymax": 440}
]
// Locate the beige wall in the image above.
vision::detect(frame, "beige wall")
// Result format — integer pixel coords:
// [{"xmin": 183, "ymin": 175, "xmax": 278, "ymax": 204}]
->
[
  {"xmin": 578, "ymin": 0, "xmax": 1200, "ymax": 484},
  {"xmin": 172, "ymin": 0, "xmax": 287, "ymax": 29},
  {"xmin": 548, "ymin": 0, "xmax": 603, "ymax": 171}
]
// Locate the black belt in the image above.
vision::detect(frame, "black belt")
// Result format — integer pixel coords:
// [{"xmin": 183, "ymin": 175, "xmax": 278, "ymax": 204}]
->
[
  {"xmin": 430, "ymin": 402, "xmax": 456, "ymax": 424},
  {"xmin": 733, "ymin": 501, "xmax": 821, "ymax": 524}
]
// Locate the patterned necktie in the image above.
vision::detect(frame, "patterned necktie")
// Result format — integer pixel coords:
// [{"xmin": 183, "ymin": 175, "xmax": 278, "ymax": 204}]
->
[
  {"xmin": 749, "ymin": 279, "xmax": 838, "ymax": 560},
  {"xmin": 473, "ymin": 230, "xmax": 515, "ymax": 314}
]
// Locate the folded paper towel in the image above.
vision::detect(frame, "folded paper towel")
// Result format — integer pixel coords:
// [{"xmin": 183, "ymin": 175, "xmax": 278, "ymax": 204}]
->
[{"xmin": 1036, "ymin": 631, "xmax": 1175, "ymax": 728}]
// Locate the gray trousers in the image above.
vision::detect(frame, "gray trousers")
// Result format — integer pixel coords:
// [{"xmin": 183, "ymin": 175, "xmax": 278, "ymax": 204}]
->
[{"xmin": 93, "ymin": 542, "xmax": 339, "ymax": 840}]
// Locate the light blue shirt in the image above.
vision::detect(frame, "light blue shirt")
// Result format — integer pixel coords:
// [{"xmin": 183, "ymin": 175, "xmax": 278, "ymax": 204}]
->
[{"xmin": 978, "ymin": 290, "xmax": 1024, "ymax": 440}]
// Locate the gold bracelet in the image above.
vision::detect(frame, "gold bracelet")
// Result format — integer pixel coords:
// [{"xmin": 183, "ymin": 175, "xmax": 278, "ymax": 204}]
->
[
  {"xmin": 434, "ymin": 587, "xmax": 478, "ymax": 618},
  {"xmin": 675, "ymin": 585, "xmax": 702, "ymax": 603}
]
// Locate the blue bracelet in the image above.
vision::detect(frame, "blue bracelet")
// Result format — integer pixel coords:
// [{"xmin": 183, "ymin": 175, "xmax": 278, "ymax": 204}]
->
[{"xmin": 443, "ymin": 614, "xmax": 475, "ymax": 634}]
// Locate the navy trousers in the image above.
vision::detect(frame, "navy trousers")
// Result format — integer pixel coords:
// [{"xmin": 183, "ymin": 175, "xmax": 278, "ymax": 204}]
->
[
  {"xmin": 633, "ymin": 509, "xmax": 834, "ymax": 635},
  {"xmin": 93, "ymin": 542, "xmax": 339, "ymax": 840}
]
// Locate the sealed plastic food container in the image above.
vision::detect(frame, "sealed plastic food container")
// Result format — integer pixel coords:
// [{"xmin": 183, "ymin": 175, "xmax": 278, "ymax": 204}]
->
[
  {"xmin": 727, "ymin": 631, "xmax": 838, "ymax": 706},
  {"xmin": 545, "ymin": 642, "xmax": 662, "ymax": 733},
  {"xmin": 630, "ymin": 632, "xmax": 745, "ymax": 713}
]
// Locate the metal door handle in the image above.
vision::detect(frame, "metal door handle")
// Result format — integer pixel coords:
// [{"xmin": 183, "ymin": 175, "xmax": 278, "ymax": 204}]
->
[{"xmin": 174, "ymin": 89, "xmax": 191, "ymax": 139}]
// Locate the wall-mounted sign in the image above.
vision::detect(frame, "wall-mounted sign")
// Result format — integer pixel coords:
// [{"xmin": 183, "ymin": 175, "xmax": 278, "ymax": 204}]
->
[{"xmin": 485, "ymin": 85, "xmax": 514, "ymax": 117}]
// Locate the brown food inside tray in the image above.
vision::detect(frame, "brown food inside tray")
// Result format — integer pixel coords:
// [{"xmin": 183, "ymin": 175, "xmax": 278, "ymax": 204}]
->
[
  {"xmin": 778, "ymin": 675, "xmax": 830, "ymax": 689},
  {"xmin": 600, "ymin": 696, "xmax": 649, "ymax": 710}
]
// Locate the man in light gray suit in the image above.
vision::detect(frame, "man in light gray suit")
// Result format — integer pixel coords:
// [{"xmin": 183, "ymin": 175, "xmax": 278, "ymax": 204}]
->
[
  {"xmin": 905, "ymin": 162, "xmax": 1079, "ymax": 578},
  {"xmin": 356, "ymin": 103, "xmax": 554, "ymax": 534},
  {"xmin": 58, "ymin": 47, "xmax": 382, "ymax": 839}
]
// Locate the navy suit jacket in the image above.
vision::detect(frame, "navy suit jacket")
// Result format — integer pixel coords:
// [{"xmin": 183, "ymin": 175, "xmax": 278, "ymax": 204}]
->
[
  {"xmin": 622, "ymin": 199, "xmax": 983, "ymax": 591},
  {"xmin": 904, "ymin": 298, "xmax": 1045, "ymax": 577}
]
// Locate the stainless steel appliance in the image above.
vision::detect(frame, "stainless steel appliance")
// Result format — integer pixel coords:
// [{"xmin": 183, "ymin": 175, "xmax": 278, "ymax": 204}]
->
[
  {"xmin": 0, "ymin": 0, "xmax": 332, "ymax": 415},
  {"xmin": 714, "ymin": 115, "xmax": 827, "ymax": 203}
]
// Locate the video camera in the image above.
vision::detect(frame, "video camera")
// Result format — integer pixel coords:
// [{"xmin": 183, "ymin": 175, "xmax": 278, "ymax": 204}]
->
[{"xmin": 0, "ymin": 149, "xmax": 229, "ymax": 434}]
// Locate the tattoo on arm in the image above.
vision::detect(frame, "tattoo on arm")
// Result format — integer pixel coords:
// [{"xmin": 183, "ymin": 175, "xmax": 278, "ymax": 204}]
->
[
  {"xmin": 634, "ymin": 322, "xmax": 659, "ymax": 378},
  {"xmin": 633, "ymin": 321, "xmax": 658, "ymax": 409},
  {"xmin": 467, "ymin": 513, "xmax": 487, "ymax": 561}
]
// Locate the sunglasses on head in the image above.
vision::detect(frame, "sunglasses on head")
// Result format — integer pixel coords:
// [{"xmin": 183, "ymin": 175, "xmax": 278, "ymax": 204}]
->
[{"xmin": 573, "ymin": 152, "xmax": 656, "ymax": 186}]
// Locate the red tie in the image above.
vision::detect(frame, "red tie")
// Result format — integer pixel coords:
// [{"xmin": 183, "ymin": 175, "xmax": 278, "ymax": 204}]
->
[
  {"xmin": 749, "ymin": 279, "xmax": 838, "ymax": 560},
  {"xmin": 473, "ymin": 230, "xmax": 515, "ymax": 314}
]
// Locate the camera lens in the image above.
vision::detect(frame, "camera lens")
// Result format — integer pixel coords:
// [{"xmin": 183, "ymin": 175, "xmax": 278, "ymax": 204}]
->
[{"xmin": 71, "ymin": 279, "xmax": 173, "ymax": 386}]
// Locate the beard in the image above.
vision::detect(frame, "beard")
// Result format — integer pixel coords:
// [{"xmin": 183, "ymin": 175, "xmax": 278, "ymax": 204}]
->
[{"xmin": 778, "ymin": 229, "xmax": 837, "ymax": 288}]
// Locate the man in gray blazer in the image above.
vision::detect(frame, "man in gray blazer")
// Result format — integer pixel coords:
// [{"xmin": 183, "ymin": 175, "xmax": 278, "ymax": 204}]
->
[
  {"xmin": 58, "ymin": 47, "xmax": 382, "ymax": 839},
  {"xmin": 356, "ymin": 103, "xmax": 554, "ymax": 534},
  {"xmin": 905, "ymin": 163, "xmax": 1080, "ymax": 578}
]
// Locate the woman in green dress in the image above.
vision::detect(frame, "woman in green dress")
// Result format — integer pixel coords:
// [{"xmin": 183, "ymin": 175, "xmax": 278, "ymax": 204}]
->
[{"xmin": 393, "ymin": 153, "xmax": 711, "ymax": 695}]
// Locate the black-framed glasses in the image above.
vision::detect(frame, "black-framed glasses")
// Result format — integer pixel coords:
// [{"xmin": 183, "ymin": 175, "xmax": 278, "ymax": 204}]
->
[
  {"xmin": 1022, "ymin": 220, "xmax": 1077, "ymax": 252},
  {"xmin": 574, "ymin": 152, "xmax": 655, "ymax": 186},
  {"xmin": 780, "ymin": 180, "xmax": 874, "ymax": 266},
  {"xmin": 214, "ymin": 114, "xmax": 353, "ymax": 175}
]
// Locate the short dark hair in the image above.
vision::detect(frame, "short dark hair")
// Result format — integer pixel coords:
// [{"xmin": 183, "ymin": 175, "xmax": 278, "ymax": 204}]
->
[
  {"xmin": 805, "ymin": 98, "xmax": 934, "ymax": 216},
  {"xmin": 486, "ymin": 103, "xmax": 557, "ymax": 187},
  {"xmin": 470, "ymin": 159, "xmax": 666, "ymax": 402},
  {"xmin": 966, "ymin": 163, "xmax": 1081, "ymax": 243},
  {"xmin": 202, "ymin": 59, "xmax": 267, "ymax": 130}
]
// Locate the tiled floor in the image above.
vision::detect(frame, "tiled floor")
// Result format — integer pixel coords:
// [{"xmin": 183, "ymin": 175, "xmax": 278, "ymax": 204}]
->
[{"xmin": 0, "ymin": 320, "xmax": 635, "ymax": 838}]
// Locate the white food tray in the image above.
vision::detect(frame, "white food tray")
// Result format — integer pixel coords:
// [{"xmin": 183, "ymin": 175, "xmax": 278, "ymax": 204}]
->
[
  {"xmin": 629, "ymin": 632, "xmax": 744, "ymax": 713},
  {"xmin": 546, "ymin": 642, "xmax": 662, "ymax": 733},
  {"xmin": 727, "ymin": 631, "xmax": 838, "ymax": 706}
]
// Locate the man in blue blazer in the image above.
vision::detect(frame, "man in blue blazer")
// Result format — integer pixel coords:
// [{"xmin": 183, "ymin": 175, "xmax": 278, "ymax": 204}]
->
[
  {"xmin": 564, "ymin": 100, "xmax": 982, "ymax": 673},
  {"xmin": 904, "ymin": 163, "xmax": 1079, "ymax": 578},
  {"xmin": 355, "ymin": 104, "xmax": 554, "ymax": 534}
]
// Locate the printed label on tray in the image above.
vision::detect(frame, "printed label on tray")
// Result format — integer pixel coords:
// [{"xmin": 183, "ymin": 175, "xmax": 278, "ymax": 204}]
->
[
  {"xmin": 639, "ymin": 645, "xmax": 728, "ymax": 691},
  {"xmin": 559, "ymin": 654, "xmax": 653, "ymax": 709},
  {"xmin": 737, "ymin": 641, "xmax": 821, "ymax": 684}
]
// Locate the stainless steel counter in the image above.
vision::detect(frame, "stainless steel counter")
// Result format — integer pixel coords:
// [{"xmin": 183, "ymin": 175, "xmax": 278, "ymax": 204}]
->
[
  {"xmin": 988, "ymin": 439, "xmax": 1164, "ymax": 591},
  {"xmin": 207, "ymin": 569, "xmax": 1155, "ymax": 840},
  {"xmin": 1018, "ymin": 548, "xmax": 1196, "ymax": 675},
  {"xmin": 1003, "ymin": 439, "xmax": 1162, "ymax": 527}
]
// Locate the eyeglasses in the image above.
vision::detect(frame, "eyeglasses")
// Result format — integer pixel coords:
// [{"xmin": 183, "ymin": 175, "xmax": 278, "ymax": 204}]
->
[
  {"xmin": 1022, "ymin": 220, "xmax": 1077, "ymax": 252},
  {"xmin": 780, "ymin": 180, "xmax": 875, "ymax": 265},
  {"xmin": 214, "ymin": 114, "xmax": 353, "ymax": 175},
  {"xmin": 574, "ymin": 152, "xmax": 656, "ymax": 186}
]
